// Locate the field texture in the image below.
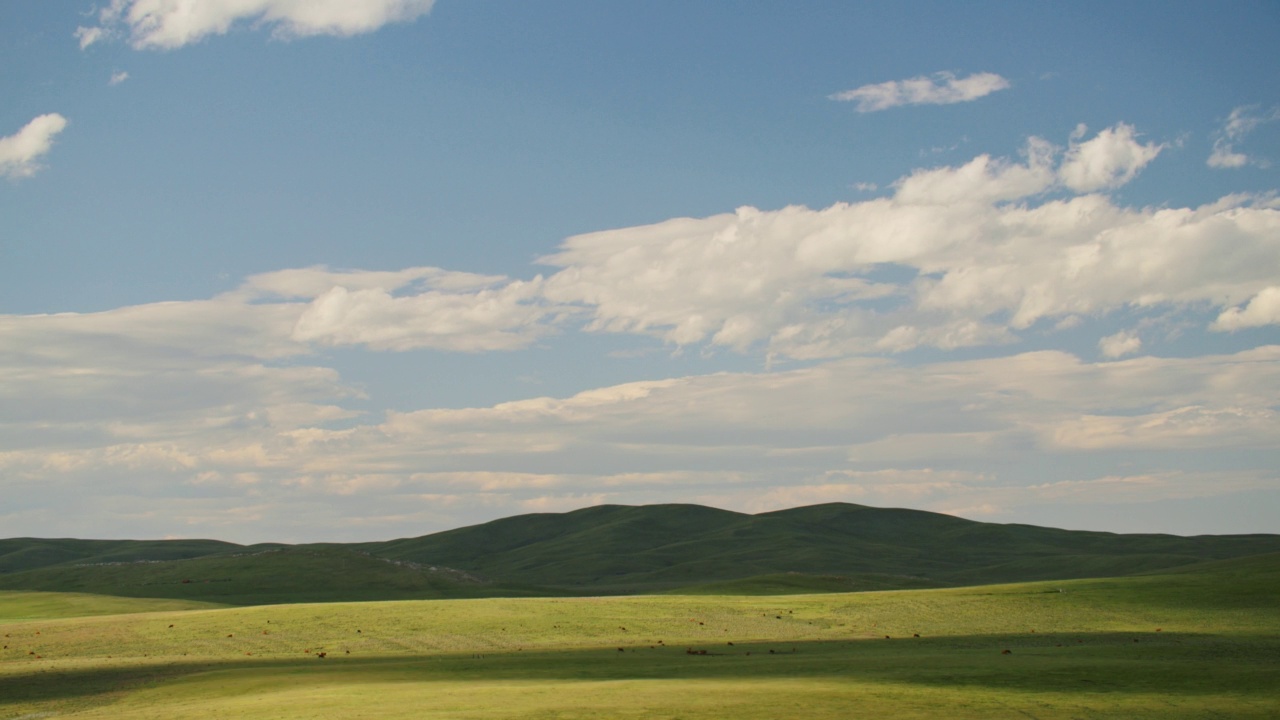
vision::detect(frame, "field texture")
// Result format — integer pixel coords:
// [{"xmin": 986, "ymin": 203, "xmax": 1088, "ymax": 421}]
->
[{"xmin": 2, "ymin": 553, "xmax": 1277, "ymax": 719}]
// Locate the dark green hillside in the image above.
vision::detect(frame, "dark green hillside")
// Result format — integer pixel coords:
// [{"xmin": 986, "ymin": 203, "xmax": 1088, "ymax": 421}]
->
[
  {"xmin": 0, "ymin": 538, "xmax": 244, "ymax": 574},
  {"xmin": 2, "ymin": 503, "xmax": 1279, "ymax": 603},
  {"xmin": 366, "ymin": 504, "xmax": 755, "ymax": 591},
  {"xmin": 0, "ymin": 546, "xmax": 511, "ymax": 605},
  {"xmin": 363, "ymin": 503, "xmax": 1280, "ymax": 593}
]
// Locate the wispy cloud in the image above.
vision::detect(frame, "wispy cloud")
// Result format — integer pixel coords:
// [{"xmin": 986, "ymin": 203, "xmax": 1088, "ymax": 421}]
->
[
  {"xmin": 109, "ymin": 70, "xmax": 130, "ymax": 85},
  {"xmin": 1208, "ymin": 105, "xmax": 1280, "ymax": 169},
  {"xmin": 829, "ymin": 71, "xmax": 1010, "ymax": 112},
  {"xmin": 77, "ymin": 0, "xmax": 436, "ymax": 50},
  {"xmin": 0, "ymin": 114, "xmax": 68, "ymax": 180}
]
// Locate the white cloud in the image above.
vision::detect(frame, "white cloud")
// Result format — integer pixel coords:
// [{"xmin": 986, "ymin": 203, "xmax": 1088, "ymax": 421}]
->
[
  {"xmin": 1098, "ymin": 330, "xmax": 1141, "ymax": 358},
  {"xmin": 6, "ymin": 341, "xmax": 1276, "ymax": 540},
  {"xmin": 235, "ymin": 265, "xmax": 509, "ymax": 300},
  {"xmin": 109, "ymin": 70, "xmax": 130, "ymax": 85},
  {"xmin": 1212, "ymin": 286, "xmax": 1280, "ymax": 330},
  {"xmin": 1051, "ymin": 406, "xmax": 1276, "ymax": 450},
  {"xmin": 1208, "ymin": 105, "xmax": 1279, "ymax": 169},
  {"xmin": 0, "ymin": 114, "xmax": 69, "ymax": 180},
  {"xmin": 3, "ymin": 117, "xmax": 1278, "ymax": 540},
  {"xmin": 75, "ymin": 25, "xmax": 106, "ymax": 49},
  {"xmin": 79, "ymin": 0, "xmax": 436, "ymax": 50},
  {"xmin": 1208, "ymin": 147, "xmax": 1249, "ymax": 169},
  {"xmin": 829, "ymin": 71, "xmax": 1010, "ymax": 112},
  {"xmin": 540, "ymin": 126, "xmax": 1274, "ymax": 359},
  {"xmin": 1058, "ymin": 123, "xmax": 1163, "ymax": 192},
  {"xmin": 290, "ymin": 278, "xmax": 554, "ymax": 352}
]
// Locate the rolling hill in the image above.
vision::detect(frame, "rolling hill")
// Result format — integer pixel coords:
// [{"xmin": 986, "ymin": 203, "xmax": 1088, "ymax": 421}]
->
[{"xmin": 2, "ymin": 503, "xmax": 1277, "ymax": 604}]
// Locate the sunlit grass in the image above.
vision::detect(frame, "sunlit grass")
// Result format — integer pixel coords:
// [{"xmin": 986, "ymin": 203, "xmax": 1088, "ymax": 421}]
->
[{"xmin": 2, "ymin": 557, "xmax": 1277, "ymax": 719}]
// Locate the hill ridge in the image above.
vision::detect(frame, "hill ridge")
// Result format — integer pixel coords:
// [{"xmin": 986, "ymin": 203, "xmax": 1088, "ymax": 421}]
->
[{"xmin": 2, "ymin": 502, "xmax": 1278, "ymax": 604}]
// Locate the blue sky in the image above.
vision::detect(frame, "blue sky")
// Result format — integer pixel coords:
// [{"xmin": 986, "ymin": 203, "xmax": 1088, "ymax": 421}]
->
[{"xmin": 2, "ymin": 1, "xmax": 1279, "ymax": 543}]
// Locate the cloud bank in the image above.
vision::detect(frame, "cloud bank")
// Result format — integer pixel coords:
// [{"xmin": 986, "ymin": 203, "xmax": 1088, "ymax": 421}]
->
[
  {"xmin": 830, "ymin": 71, "xmax": 1010, "ymax": 112},
  {"xmin": 0, "ymin": 114, "xmax": 68, "ymax": 180},
  {"xmin": 4, "ymin": 120, "xmax": 1278, "ymax": 541},
  {"xmin": 77, "ymin": 0, "xmax": 436, "ymax": 50}
]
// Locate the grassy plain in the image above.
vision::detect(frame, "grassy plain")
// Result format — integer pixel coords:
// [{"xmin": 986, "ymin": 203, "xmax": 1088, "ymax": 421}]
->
[{"xmin": 2, "ymin": 553, "xmax": 1277, "ymax": 719}]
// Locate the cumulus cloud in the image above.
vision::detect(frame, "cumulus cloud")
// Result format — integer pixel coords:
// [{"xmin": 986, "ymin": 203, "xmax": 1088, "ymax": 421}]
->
[
  {"xmin": 78, "ymin": 0, "xmax": 436, "ymax": 50},
  {"xmin": 1208, "ymin": 105, "xmax": 1279, "ymax": 169},
  {"xmin": 1213, "ymin": 286, "xmax": 1280, "ymax": 330},
  {"xmin": 1098, "ymin": 330, "xmax": 1142, "ymax": 358},
  {"xmin": 1058, "ymin": 123, "xmax": 1163, "ymax": 191},
  {"xmin": 829, "ymin": 71, "xmax": 1010, "ymax": 112},
  {"xmin": 541, "ymin": 126, "xmax": 1270, "ymax": 359},
  {"xmin": 0, "ymin": 114, "xmax": 69, "ymax": 180}
]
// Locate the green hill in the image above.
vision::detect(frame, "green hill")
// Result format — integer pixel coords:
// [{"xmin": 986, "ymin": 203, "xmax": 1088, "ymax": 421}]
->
[{"xmin": 1, "ymin": 503, "xmax": 1278, "ymax": 604}]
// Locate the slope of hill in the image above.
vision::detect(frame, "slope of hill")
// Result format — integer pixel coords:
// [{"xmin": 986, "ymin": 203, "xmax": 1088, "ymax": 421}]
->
[
  {"xmin": 0, "ymin": 547, "xmax": 511, "ymax": 605},
  {"xmin": 0, "ymin": 538, "xmax": 245, "ymax": 574},
  {"xmin": 1, "ymin": 503, "xmax": 1278, "ymax": 604},
  {"xmin": 364, "ymin": 503, "xmax": 1280, "ymax": 592}
]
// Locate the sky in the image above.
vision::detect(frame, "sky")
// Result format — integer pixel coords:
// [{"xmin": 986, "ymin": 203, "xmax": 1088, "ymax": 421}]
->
[{"xmin": 2, "ymin": 1, "xmax": 1279, "ymax": 543}]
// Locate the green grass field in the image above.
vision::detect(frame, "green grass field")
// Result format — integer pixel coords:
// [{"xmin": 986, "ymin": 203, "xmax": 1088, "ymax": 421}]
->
[{"xmin": 2, "ymin": 553, "xmax": 1277, "ymax": 719}]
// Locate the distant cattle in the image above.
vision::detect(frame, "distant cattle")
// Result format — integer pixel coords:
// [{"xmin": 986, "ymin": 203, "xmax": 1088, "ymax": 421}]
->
[{"xmin": 1001, "ymin": 649, "xmax": 1012, "ymax": 655}]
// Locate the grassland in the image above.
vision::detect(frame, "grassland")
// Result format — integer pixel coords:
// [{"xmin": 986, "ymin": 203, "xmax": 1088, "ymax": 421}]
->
[{"xmin": 2, "ymin": 553, "xmax": 1277, "ymax": 719}]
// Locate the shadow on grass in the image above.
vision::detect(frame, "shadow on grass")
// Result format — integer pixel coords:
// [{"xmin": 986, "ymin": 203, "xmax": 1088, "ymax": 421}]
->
[{"xmin": 3, "ymin": 631, "xmax": 1277, "ymax": 709}]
